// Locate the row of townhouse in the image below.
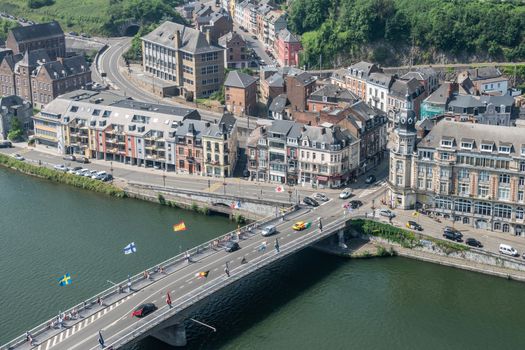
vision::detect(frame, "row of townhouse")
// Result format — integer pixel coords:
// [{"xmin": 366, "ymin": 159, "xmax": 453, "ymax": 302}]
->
[
  {"xmin": 247, "ymin": 120, "xmax": 361, "ymax": 188},
  {"xmin": 331, "ymin": 61, "xmax": 438, "ymax": 124},
  {"xmin": 33, "ymin": 90, "xmax": 238, "ymax": 177},
  {"xmin": 389, "ymin": 99, "xmax": 525, "ymax": 236},
  {"xmin": 230, "ymin": 0, "xmax": 301, "ymax": 66}
]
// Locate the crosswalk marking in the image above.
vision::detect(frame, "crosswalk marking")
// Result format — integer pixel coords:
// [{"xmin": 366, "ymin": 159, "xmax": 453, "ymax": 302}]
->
[
  {"xmin": 96, "ymin": 312, "xmax": 101, "ymax": 319},
  {"xmin": 65, "ymin": 329, "xmax": 70, "ymax": 338},
  {"xmin": 90, "ymin": 315, "xmax": 95, "ymax": 322},
  {"xmin": 59, "ymin": 332, "xmax": 63, "ymax": 342},
  {"xmin": 104, "ymin": 308, "xmax": 108, "ymax": 314},
  {"xmin": 45, "ymin": 339, "xmax": 51, "ymax": 350},
  {"xmin": 51, "ymin": 336, "xmax": 58, "ymax": 346},
  {"xmin": 36, "ymin": 345, "xmax": 41, "ymax": 350}
]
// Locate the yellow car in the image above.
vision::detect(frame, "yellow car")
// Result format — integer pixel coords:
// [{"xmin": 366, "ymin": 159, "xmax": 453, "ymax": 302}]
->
[{"xmin": 292, "ymin": 221, "xmax": 311, "ymax": 231}]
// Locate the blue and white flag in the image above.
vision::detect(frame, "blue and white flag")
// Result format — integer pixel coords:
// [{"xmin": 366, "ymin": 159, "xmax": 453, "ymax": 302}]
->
[
  {"xmin": 123, "ymin": 242, "xmax": 137, "ymax": 255},
  {"xmin": 258, "ymin": 241, "xmax": 267, "ymax": 252}
]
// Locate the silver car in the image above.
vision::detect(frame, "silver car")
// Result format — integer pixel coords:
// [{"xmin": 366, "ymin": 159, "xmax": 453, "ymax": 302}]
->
[{"xmin": 261, "ymin": 225, "xmax": 277, "ymax": 237}]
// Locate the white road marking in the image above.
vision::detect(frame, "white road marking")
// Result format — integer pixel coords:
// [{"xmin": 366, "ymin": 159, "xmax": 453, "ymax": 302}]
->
[
  {"xmin": 36, "ymin": 345, "xmax": 42, "ymax": 350},
  {"xmin": 65, "ymin": 329, "xmax": 70, "ymax": 338},
  {"xmin": 104, "ymin": 308, "xmax": 108, "ymax": 314},
  {"xmin": 96, "ymin": 312, "xmax": 102, "ymax": 319},
  {"xmin": 59, "ymin": 332, "xmax": 63, "ymax": 342},
  {"xmin": 51, "ymin": 336, "xmax": 58, "ymax": 346},
  {"xmin": 45, "ymin": 340, "xmax": 51, "ymax": 350},
  {"xmin": 90, "ymin": 315, "xmax": 95, "ymax": 322},
  {"xmin": 179, "ymin": 285, "xmax": 184, "ymax": 289}
]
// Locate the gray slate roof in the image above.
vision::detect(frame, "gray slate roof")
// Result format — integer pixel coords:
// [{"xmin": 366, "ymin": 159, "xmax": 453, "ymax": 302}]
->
[
  {"xmin": 348, "ymin": 61, "xmax": 380, "ymax": 80},
  {"xmin": 309, "ymin": 84, "xmax": 357, "ymax": 103},
  {"xmin": 424, "ymin": 82, "xmax": 451, "ymax": 105},
  {"xmin": 218, "ymin": 31, "xmax": 245, "ymax": 48},
  {"xmin": 10, "ymin": 21, "xmax": 63, "ymax": 42},
  {"xmin": 266, "ymin": 73, "xmax": 284, "ymax": 87},
  {"xmin": 277, "ymin": 28, "xmax": 300, "ymax": 43},
  {"xmin": 224, "ymin": 71, "xmax": 257, "ymax": 88},
  {"xmin": 367, "ymin": 72, "xmax": 392, "ymax": 87},
  {"xmin": 142, "ymin": 21, "xmax": 223, "ymax": 54},
  {"xmin": 269, "ymin": 94, "xmax": 289, "ymax": 113},
  {"xmin": 419, "ymin": 120, "xmax": 525, "ymax": 154},
  {"xmin": 38, "ymin": 55, "xmax": 89, "ymax": 79},
  {"xmin": 389, "ymin": 78, "xmax": 424, "ymax": 99}
]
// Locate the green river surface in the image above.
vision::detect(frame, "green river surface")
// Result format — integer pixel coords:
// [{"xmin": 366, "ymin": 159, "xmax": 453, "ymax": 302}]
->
[{"xmin": 0, "ymin": 167, "xmax": 523, "ymax": 350}]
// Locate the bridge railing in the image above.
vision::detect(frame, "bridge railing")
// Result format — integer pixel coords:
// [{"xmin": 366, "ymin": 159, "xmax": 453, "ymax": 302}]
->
[
  {"xmin": 107, "ymin": 214, "xmax": 361, "ymax": 348},
  {"xmin": 0, "ymin": 205, "xmax": 296, "ymax": 350}
]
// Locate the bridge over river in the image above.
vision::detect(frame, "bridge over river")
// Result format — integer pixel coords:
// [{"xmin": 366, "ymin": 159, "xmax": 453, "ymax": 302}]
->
[{"xmin": 2, "ymin": 182, "xmax": 386, "ymax": 350}]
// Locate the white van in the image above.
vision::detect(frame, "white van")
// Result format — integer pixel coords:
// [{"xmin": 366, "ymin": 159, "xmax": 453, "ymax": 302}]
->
[{"xmin": 499, "ymin": 244, "xmax": 519, "ymax": 257}]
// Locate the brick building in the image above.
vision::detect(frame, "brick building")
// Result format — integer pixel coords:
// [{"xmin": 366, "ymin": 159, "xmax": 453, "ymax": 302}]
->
[
  {"xmin": 274, "ymin": 28, "xmax": 301, "ymax": 67},
  {"xmin": 6, "ymin": 21, "xmax": 65, "ymax": 60},
  {"xmin": 218, "ymin": 32, "xmax": 250, "ymax": 69},
  {"xmin": 224, "ymin": 70, "xmax": 258, "ymax": 116}
]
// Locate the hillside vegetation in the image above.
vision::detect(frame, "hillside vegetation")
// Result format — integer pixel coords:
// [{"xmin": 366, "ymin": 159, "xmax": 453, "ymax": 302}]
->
[
  {"xmin": 288, "ymin": 0, "xmax": 525, "ymax": 67},
  {"xmin": 0, "ymin": 0, "xmax": 185, "ymax": 36}
]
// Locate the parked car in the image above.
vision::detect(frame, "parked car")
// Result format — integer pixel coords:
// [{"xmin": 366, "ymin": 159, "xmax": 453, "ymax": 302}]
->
[
  {"xmin": 75, "ymin": 168, "xmax": 89, "ymax": 176},
  {"xmin": 131, "ymin": 303, "xmax": 157, "ymax": 318},
  {"xmin": 92, "ymin": 171, "xmax": 107, "ymax": 179},
  {"xmin": 261, "ymin": 225, "xmax": 277, "ymax": 237},
  {"xmin": 243, "ymin": 169, "xmax": 250, "ymax": 178},
  {"xmin": 365, "ymin": 175, "xmax": 376, "ymax": 184},
  {"xmin": 444, "ymin": 226, "xmax": 463, "ymax": 239},
  {"xmin": 69, "ymin": 31, "xmax": 79, "ymax": 36},
  {"xmin": 99, "ymin": 174, "xmax": 113, "ymax": 182},
  {"xmin": 350, "ymin": 200, "xmax": 363, "ymax": 209},
  {"xmin": 67, "ymin": 166, "xmax": 82, "ymax": 174},
  {"xmin": 378, "ymin": 208, "xmax": 395, "ymax": 218},
  {"xmin": 465, "ymin": 238, "xmax": 483, "ymax": 248},
  {"xmin": 292, "ymin": 221, "xmax": 309, "ymax": 231},
  {"xmin": 303, "ymin": 196, "xmax": 319, "ymax": 207},
  {"xmin": 443, "ymin": 231, "xmax": 463, "ymax": 242},
  {"xmin": 75, "ymin": 156, "xmax": 90, "ymax": 164},
  {"xmin": 63, "ymin": 155, "xmax": 76, "ymax": 161},
  {"xmin": 406, "ymin": 221, "xmax": 423, "ymax": 231},
  {"xmin": 313, "ymin": 193, "xmax": 329, "ymax": 202},
  {"xmin": 84, "ymin": 170, "xmax": 98, "ymax": 177},
  {"xmin": 0, "ymin": 140, "xmax": 12, "ymax": 148},
  {"xmin": 54, "ymin": 164, "xmax": 67, "ymax": 172},
  {"xmin": 12, "ymin": 153, "xmax": 24, "ymax": 161},
  {"xmin": 224, "ymin": 241, "xmax": 240, "ymax": 252},
  {"xmin": 339, "ymin": 188, "xmax": 353, "ymax": 199},
  {"xmin": 499, "ymin": 244, "xmax": 519, "ymax": 257}
]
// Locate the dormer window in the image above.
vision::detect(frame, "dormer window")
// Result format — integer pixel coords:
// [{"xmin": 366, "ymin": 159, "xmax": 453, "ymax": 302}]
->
[
  {"xmin": 498, "ymin": 146, "xmax": 511, "ymax": 154},
  {"xmin": 461, "ymin": 142, "xmax": 472, "ymax": 150},
  {"xmin": 70, "ymin": 105, "xmax": 78, "ymax": 112},
  {"xmin": 521, "ymin": 146, "xmax": 525, "ymax": 156},
  {"xmin": 480, "ymin": 144, "xmax": 493, "ymax": 152},
  {"xmin": 440, "ymin": 139, "xmax": 453, "ymax": 148}
]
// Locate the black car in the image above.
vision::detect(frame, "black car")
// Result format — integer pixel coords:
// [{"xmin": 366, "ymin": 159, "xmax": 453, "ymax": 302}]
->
[
  {"xmin": 224, "ymin": 241, "xmax": 240, "ymax": 252},
  {"xmin": 131, "ymin": 303, "xmax": 157, "ymax": 318},
  {"xmin": 303, "ymin": 196, "xmax": 320, "ymax": 207},
  {"xmin": 350, "ymin": 200, "xmax": 363, "ymax": 209},
  {"xmin": 100, "ymin": 174, "xmax": 113, "ymax": 182},
  {"xmin": 365, "ymin": 175, "xmax": 376, "ymax": 184},
  {"xmin": 76, "ymin": 156, "xmax": 90, "ymax": 164},
  {"xmin": 443, "ymin": 231, "xmax": 462, "ymax": 242},
  {"xmin": 406, "ymin": 221, "xmax": 423, "ymax": 231},
  {"xmin": 444, "ymin": 226, "xmax": 463, "ymax": 238},
  {"xmin": 465, "ymin": 238, "xmax": 483, "ymax": 248},
  {"xmin": 243, "ymin": 169, "xmax": 250, "ymax": 178}
]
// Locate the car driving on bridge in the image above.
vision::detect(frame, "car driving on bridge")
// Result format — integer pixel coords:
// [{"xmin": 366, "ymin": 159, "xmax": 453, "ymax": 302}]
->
[
  {"xmin": 406, "ymin": 221, "xmax": 423, "ymax": 231},
  {"xmin": 339, "ymin": 188, "xmax": 353, "ymax": 199},
  {"xmin": 132, "ymin": 303, "xmax": 157, "ymax": 318},
  {"xmin": 292, "ymin": 221, "xmax": 311, "ymax": 231},
  {"xmin": 224, "ymin": 241, "xmax": 240, "ymax": 252}
]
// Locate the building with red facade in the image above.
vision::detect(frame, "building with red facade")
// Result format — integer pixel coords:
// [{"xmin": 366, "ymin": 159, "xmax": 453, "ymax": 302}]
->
[{"xmin": 274, "ymin": 29, "xmax": 301, "ymax": 67}]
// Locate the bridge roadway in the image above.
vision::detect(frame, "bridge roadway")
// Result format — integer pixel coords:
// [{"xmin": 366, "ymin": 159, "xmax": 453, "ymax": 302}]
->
[{"xmin": 3, "ymin": 183, "xmax": 387, "ymax": 350}]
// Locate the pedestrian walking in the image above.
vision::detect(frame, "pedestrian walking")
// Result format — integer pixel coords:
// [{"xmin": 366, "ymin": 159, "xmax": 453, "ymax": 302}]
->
[
  {"xmin": 57, "ymin": 315, "xmax": 62, "ymax": 329},
  {"xmin": 274, "ymin": 238, "xmax": 280, "ymax": 253},
  {"xmin": 241, "ymin": 256, "xmax": 248, "ymax": 264},
  {"xmin": 318, "ymin": 218, "xmax": 323, "ymax": 232},
  {"xmin": 224, "ymin": 265, "xmax": 230, "ymax": 277},
  {"xmin": 166, "ymin": 291, "xmax": 172, "ymax": 308}
]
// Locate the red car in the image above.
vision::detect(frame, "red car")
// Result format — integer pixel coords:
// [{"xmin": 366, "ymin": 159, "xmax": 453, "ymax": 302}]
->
[{"xmin": 132, "ymin": 303, "xmax": 157, "ymax": 318}]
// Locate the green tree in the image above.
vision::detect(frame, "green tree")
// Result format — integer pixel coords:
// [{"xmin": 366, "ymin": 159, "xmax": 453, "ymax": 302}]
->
[{"xmin": 7, "ymin": 118, "xmax": 23, "ymax": 142}]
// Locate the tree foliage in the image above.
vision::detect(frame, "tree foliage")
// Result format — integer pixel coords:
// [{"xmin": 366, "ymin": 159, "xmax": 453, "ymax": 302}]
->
[
  {"xmin": 7, "ymin": 118, "xmax": 23, "ymax": 142},
  {"xmin": 288, "ymin": 0, "xmax": 525, "ymax": 67},
  {"xmin": 0, "ymin": 18, "xmax": 19, "ymax": 41}
]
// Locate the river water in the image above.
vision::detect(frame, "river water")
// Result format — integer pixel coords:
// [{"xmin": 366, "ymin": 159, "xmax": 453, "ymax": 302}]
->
[{"xmin": 1, "ymin": 168, "xmax": 524, "ymax": 349}]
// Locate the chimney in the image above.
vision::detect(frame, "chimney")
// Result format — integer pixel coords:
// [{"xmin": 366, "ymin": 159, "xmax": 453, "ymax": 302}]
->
[
  {"xmin": 206, "ymin": 29, "xmax": 212, "ymax": 45},
  {"xmin": 174, "ymin": 30, "xmax": 181, "ymax": 49},
  {"xmin": 321, "ymin": 127, "xmax": 326, "ymax": 134}
]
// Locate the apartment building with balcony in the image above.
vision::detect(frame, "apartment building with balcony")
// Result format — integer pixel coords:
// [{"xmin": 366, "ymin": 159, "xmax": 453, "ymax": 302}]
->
[
  {"xmin": 34, "ymin": 90, "xmax": 201, "ymax": 170},
  {"xmin": 141, "ymin": 21, "xmax": 225, "ymax": 99},
  {"xmin": 389, "ymin": 117, "xmax": 525, "ymax": 236},
  {"xmin": 247, "ymin": 124, "xmax": 269, "ymax": 181},
  {"xmin": 298, "ymin": 124, "xmax": 360, "ymax": 188},
  {"xmin": 202, "ymin": 113, "xmax": 238, "ymax": 178}
]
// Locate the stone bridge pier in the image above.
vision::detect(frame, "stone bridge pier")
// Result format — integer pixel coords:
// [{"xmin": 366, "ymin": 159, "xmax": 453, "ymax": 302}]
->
[{"xmin": 151, "ymin": 318, "xmax": 187, "ymax": 347}]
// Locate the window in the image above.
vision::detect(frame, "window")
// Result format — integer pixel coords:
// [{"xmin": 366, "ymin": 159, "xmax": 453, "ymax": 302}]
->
[
  {"xmin": 440, "ymin": 182, "xmax": 448, "ymax": 193},
  {"xmin": 396, "ymin": 176, "xmax": 402, "ymax": 186},
  {"xmin": 461, "ymin": 142, "xmax": 472, "ymax": 150},
  {"xmin": 480, "ymin": 143, "xmax": 493, "ymax": 152},
  {"xmin": 498, "ymin": 187, "xmax": 510, "ymax": 201},
  {"xmin": 498, "ymin": 146, "xmax": 511, "ymax": 154},
  {"xmin": 479, "ymin": 171, "xmax": 490, "ymax": 182},
  {"xmin": 478, "ymin": 185, "xmax": 489, "ymax": 198},
  {"xmin": 418, "ymin": 178, "xmax": 424, "ymax": 189},
  {"xmin": 519, "ymin": 191, "xmax": 524, "ymax": 202},
  {"xmin": 458, "ymin": 168, "xmax": 469, "ymax": 180},
  {"xmin": 455, "ymin": 199, "xmax": 471, "ymax": 213},
  {"xmin": 516, "ymin": 207, "xmax": 524, "ymax": 220},
  {"xmin": 70, "ymin": 106, "xmax": 79, "ymax": 112},
  {"xmin": 475, "ymin": 202, "xmax": 491, "ymax": 216},
  {"xmin": 426, "ymin": 179, "xmax": 432, "ymax": 190},
  {"xmin": 499, "ymin": 174, "xmax": 510, "ymax": 184},
  {"xmin": 440, "ymin": 168, "xmax": 450, "ymax": 178},
  {"xmin": 520, "ymin": 162, "xmax": 525, "ymax": 172},
  {"xmin": 441, "ymin": 152, "xmax": 450, "ymax": 160},
  {"xmin": 435, "ymin": 197, "xmax": 452, "ymax": 210},
  {"xmin": 459, "ymin": 183, "xmax": 470, "ymax": 195},
  {"xmin": 494, "ymin": 204, "xmax": 512, "ymax": 219},
  {"xmin": 179, "ymin": 147, "xmax": 184, "ymax": 155},
  {"xmin": 440, "ymin": 139, "xmax": 453, "ymax": 148},
  {"xmin": 519, "ymin": 177, "xmax": 525, "ymax": 186}
]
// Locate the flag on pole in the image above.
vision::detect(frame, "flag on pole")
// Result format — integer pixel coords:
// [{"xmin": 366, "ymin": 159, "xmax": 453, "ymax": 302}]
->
[
  {"xmin": 58, "ymin": 273, "xmax": 72, "ymax": 286},
  {"xmin": 123, "ymin": 242, "xmax": 137, "ymax": 255},
  {"xmin": 173, "ymin": 221, "xmax": 187, "ymax": 232},
  {"xmin": 98, "ymin": 330, "xmax": 105, "ymax": 348},
  {"xmin": 195, "ymin": 270, "xmax": 210, "ymax": 279},
  {"xmin": 166, "ymin": 290, "xmax": 172, "ymax": 305},
  {"xmin": 230, "ymin": 200, "xmax": 241, "ymax": 209}
]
